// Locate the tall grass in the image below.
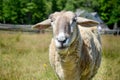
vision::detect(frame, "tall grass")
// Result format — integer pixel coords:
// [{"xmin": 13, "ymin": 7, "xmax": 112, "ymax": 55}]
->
[
  {"xmin": 93, "ymin": 35, "xmax": 120, "ymax": 80},
  {"xmin": 0, "ymin": 32, "xmax": 120, "ymax": 80},
  {"xmin": 0, "ymin": 32, "xmax": 57, "ymax": 80}
]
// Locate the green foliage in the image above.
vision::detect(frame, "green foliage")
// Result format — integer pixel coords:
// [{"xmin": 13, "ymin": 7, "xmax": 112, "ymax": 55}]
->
[
  {"xmin": 0, "ymin": 0, "xmax": 3, "ymax": 21},
  {"xmin": 99, "ymin": 0, "xmax": 120, "ymax": 26},
  {"xmin": 0, "ymin": 0, "xmax": 120, "ymax": 26}
]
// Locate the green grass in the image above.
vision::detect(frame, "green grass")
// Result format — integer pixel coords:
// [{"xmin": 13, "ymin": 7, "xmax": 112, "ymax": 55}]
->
[{"xmin": 0, "ymin": 32, "xmax": 120, "ymax": 80}]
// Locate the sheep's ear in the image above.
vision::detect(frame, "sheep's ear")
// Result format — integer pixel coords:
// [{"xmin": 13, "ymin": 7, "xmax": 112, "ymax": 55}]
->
[
  {"xmin": 76, "ymin": 17, "xmax": 99, "ymax": 27},
  {"xmin": 32, "ymin": 19, "xmax": 51, "ymax": 29}
]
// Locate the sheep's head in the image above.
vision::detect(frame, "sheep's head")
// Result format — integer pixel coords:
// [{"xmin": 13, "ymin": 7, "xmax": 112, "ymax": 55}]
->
[{"xmin": 32, "ymin": 11, "xmax": 98, "ymax": 53}]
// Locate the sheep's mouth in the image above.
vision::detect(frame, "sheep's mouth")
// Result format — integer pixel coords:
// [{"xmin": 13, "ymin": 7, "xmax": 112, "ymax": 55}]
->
[
  {"xmin": 57, "ymin": 41, "xmax": 69, "ymax": 50},
  {"xmin": 55, "ymin": 38, "xmax": 70, "ymax": 50}
]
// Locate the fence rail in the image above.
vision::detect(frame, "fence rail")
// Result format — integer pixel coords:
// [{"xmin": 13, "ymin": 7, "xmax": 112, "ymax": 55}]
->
[{"xmin": 0, "ymin": 24, "xmax": 40, "ymax": 33}]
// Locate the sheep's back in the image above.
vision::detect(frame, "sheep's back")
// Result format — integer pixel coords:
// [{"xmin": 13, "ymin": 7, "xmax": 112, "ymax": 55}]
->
[{"xmin": 78, "ymin": 25, "xmax": 102, "ymax": 79}]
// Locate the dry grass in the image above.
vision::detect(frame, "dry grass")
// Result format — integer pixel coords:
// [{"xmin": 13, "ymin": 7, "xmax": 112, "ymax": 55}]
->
[
  {"xmin": 0, "ymin": 31, "xmax": 57, "ymax": 80},
  {"xmin": 0, "ymin": 31, "xmax": 120, "ymax": 80},
  {"xmin": 93, "ymin": 35, "xmax": 120, "ymax": 80}
]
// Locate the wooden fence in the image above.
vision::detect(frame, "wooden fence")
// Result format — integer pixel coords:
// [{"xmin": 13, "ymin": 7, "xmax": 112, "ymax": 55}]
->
[{"xmin": 0, "ymin": 24, "xmax": 40, "ymax": 33}]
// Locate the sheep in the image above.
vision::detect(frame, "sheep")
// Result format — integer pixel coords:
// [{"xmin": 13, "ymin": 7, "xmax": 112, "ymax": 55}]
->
[{"xmin": 32, "ymin": 11, "xmax": 102, "ymax": 80}]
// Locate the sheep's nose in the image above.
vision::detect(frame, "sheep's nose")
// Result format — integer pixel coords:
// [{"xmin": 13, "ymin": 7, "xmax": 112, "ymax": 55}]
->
[
  {"xmin": 57, "ymin": 37, "xmax": 67, "ymax": 44},
  {"xmin": 57, "ymin": 33, "xmax": 67, "ymax": 44},
  {"xmin": 57, "ymin": 37, "xmax": 67, "ymax": 49}
]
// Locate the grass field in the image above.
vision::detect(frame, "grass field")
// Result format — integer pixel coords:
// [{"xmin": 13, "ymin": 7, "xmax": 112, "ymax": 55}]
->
[{"xmin": 0, "ymin": 31, "xmax": 120, "ymax": 80}]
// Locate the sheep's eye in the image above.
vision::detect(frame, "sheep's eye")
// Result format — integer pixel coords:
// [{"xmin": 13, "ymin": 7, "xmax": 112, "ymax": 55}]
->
[
  {"xmin": 72, "ymin": 17, "xmax": 77, "ymax": 22},
  {"xmin": 50, "ymin": 17, "xmax": 56, "ymax": 23},
  {"xmin": 51, "ymin": 19, "xmax": 54, "ymax": 22}
]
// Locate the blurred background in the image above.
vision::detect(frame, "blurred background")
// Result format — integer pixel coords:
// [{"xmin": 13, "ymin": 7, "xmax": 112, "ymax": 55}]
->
[
  {"xmin": 0, "ymin": 0, "xmax": 120, "ymax": 29},
  {"xmin": 0, "ymin": 0, "xmax": 120, "ymax": 80}
]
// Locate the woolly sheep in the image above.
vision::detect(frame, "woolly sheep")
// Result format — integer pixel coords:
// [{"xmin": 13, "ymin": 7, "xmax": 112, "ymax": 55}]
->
[{"xmin": 32, "ymin": 11, "xmax": 102, "ymax": 80}]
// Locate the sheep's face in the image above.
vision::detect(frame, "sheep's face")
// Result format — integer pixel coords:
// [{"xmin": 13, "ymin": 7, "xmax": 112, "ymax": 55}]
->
[
  {"xmin": 32, "ymin": 11, "xmax": 98, "ymax": 53},
  {"xmin": 50, "ymin": 12, "xmax": 77, "ymax": 52}
]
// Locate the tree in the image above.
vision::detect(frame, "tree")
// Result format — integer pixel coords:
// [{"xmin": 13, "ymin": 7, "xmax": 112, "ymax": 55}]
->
[
  {"xmin": 31, "ymin": 0, "xmax": 52, "ymax": 23},
  {"xmin": 0, "ymin": 0, "xmax": 119, "ymax": 27},
  {"xmin": 2, "ymin": 0, "xmax": 21, "ymax": 24},
  {"xmin": 0, "ymin": 0, "xmax": 3, "ymax": 23},
  {"xmin": 99, "ymin": 0, "xmax": 120, "ymax": 28}
]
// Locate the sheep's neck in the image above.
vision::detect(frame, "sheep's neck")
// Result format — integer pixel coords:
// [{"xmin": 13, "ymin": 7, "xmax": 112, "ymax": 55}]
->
[
  {"xmin": 59, "ymin": 26, "xmax": 81, "ymax": 62},
  {"xmin": 58, "ymin": 35, "xmax": 82, "ymax": 80}
]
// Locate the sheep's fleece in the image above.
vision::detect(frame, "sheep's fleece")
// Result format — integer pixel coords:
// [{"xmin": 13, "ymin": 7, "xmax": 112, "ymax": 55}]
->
[{"xmin": 32, "ymin": 11, "xmax": 102, "ymax": 80}]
